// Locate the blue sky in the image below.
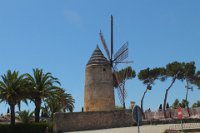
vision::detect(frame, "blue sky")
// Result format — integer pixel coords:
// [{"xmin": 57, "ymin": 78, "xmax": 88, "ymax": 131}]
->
[{"xmin": 0, "ymin": 0, "xmax": 200, "ymax": 114}]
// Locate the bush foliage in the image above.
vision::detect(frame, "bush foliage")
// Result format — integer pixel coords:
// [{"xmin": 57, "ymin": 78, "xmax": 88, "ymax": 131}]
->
[
  {"xmin": 0, "ymin": 123, "xmax": 52, "ymax": 133},
  {"xmin": 17, "ymin": 110, "xmax": 34, "ymax": 123}
]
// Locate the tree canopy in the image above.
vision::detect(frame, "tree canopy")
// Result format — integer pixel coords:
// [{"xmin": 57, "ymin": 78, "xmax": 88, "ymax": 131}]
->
[
  {"xmin": 113, "ymin": 66, "xmax": 136, "ymax": 88},
  {"xmin": 0, "ymin": 70, "xmax": 27, "ymax": 125},
  {"xmin": 138, "ymin": 67, "xmax": 165, "ymax": 118},
  {"xmin": 113, "ymin": 66, "xmax": 136, "ymax": 109}
]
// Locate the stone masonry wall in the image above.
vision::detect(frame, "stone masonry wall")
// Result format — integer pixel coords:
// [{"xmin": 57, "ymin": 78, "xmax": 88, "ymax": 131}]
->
[
  {"xmin": 53, "ymin": 107, "xmax": 200, "ymax": 133},
  {"xmin": 84, "ymin": 64, "xmax": 115, "ymax": 112},
  {"xmin": 53, "ymin": 110, "xmax": 132, "ymax": 133}
]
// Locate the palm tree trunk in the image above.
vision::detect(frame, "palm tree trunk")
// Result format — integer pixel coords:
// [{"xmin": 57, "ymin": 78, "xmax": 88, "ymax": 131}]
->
[
  {"xmin": 185, "ymin": 80, "xmax": 191, "ymax": 117},
  {"xmin": 35, "ymin": 98, "xmax": 41, "ymax": 123},
  {"xmin": 141, "ymin": 89, "xmax": 148, "ymax": 119},
  {"xmin": 17, "ymin": 102, "xmax": 21, "ymax": 112},
  {"xmin": 163, "ymin": 78, "xmax": 176, "ymax": 118},
  {"xmin": 10, "ymin": 104, "xmax": 15, "ymax": 125}
]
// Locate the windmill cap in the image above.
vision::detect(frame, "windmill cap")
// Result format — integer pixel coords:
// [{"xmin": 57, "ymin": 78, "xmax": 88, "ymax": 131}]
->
[{"xmin": 87, "ymin": 45, "xmax": 110, "ymax": 66}]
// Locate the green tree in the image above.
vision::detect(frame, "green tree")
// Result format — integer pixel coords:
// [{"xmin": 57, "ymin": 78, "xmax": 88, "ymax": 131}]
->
[
  {"xmin": 179, "ymin": 99, "xmax": 189, "ymax": 108},
  {"xmin": 0, "ymin": 70, "xmax": 27, "ymax": 125},
  {"xmin": 182, "ymin": 62, "xmax": 196, "ymax": 116},
  {"xmin": 44, "ymin": 87, "xmax": 75, "ymax": 118},
  {"xmin": 25, "ymin": 68, "xmax": 60, "ymax": 122},
  {"xmin": 192, "ymin": 100, "xmax": 200, "ymax": 108},
  {"xmin": 166, "ymin": 103, "xmax": 170, "ymax": 109},
  {"xmin": 7, "ymin": 107, "xmax": 10, "ymax": 114},
  {"xmin": 172, "ymin": 99, "xmax": 180, "ymax": 109},
  {"xmin": 138, "ymin": 67, "xmax": 165, "ymax": 118},
  {"xmin": 161, "ymin": 61, "xmax": 185, "ymax": 118},
  {"xmin": 183, "ymin": 62, "xmax": 196, "ymax": 104},
  {"xmin": 113, "ymin": 66, "xmax": 136, "ymax": 109},
  {"xmin": 17, "ymin": 110, "xmax": 34, "ymax": 123},
  {"xmin": 41, "ymin": 106, "xmax": 49, "ymax": 118},
  {"xmin": 159, "ymin": 104, "xmax": 162, "ymax": 111},
  {"xmin": 193, "ymin": 71, "xmax": 200, "ymax": 89}
]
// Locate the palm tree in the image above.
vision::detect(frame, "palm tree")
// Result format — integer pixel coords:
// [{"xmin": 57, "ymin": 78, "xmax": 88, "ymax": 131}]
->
[
  {"xmin": 113, "ymin": 66, "xmax": 136, "ymax": 109},
  {"xmin": 25, "ymin": 68, "xmax": 60, "ymax": 122},
  {"xmin": 44, "ymin": 87, "xmax": 75, "ymax": 118},
  {"xmin": 62, "ymin": 92, "xmax": 75, "ymax": 112},
  {"xmin": 0, "ymin": 70, "xmax": 26, "ymax": 125},
  {"xmin": 138, "ymin": 67, "xmax": 165, "ymax": 119}
]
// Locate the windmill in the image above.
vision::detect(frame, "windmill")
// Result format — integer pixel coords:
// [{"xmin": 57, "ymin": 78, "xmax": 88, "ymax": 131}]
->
[{"xmin": 99, "ymin": 15, "xmax": 133, "ymax": 108}]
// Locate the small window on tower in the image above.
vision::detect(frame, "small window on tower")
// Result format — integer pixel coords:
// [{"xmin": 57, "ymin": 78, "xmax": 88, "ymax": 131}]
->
[{"xmin": 103, "ymin": 68, "xmax": 106, "ymax": 72}]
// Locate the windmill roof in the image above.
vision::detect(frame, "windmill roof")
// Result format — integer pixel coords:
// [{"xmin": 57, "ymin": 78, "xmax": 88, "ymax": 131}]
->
[{"xmin": 87, "ymin": 45, "xmax": 110, "ymax": 66}]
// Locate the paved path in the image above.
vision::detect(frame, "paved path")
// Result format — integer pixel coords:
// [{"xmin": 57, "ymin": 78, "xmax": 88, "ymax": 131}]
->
[{"xmin": 66, "ymin": 124, "xmax": 173, "ymax": 133}]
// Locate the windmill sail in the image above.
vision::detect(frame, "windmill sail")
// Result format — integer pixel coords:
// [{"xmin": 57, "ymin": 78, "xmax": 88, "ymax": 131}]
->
[
  {"xmin": 99, "ymin": 31, "xmax": 111, "ymax": 60},
  {"xmin": 99, "ymin": 15, "xmax": 131, "ymax": 108},
  {"xmin": 114, "ymin": 42, "xmax": 128, "ymax": 63}
]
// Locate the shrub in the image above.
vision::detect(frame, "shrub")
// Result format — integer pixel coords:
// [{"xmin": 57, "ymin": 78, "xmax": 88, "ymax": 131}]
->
[
  {"xmin": 0, "ymin": 123, "xmax": 53, "ymax": 133},
  {"xmin": 159, "ymin": 104, "xmax": 162, "ymax": 110},
  {"xmin": 192, "ymin": 100, "xmax": 200, "ymax": 108},
  {"xmin": 17, "ymin": 110, "xmax": 34, "ymax": 123}
]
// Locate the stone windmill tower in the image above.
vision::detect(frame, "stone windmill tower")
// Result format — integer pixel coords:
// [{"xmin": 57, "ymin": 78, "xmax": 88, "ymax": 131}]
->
[
  {"xmin": 84, "ymin": 45, "xmax": 115, "ymax": 112},
  {"xmin": 84, "ymin": 16, "xmax": 130, "ymax": 112}
]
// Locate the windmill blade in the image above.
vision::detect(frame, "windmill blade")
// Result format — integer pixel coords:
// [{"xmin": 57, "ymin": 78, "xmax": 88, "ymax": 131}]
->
[
  {"xmin": 113, "ymin": 66, "xmax": 124, "ymax": 104},
  {"xmin": 114, "ymin": 42, "xmax": 128, "ymax": 63},
  {"xmin": 113, "ymin": 66, "xmax": 127, "ymax": 106},
  {"xmin": 117, "ymin": 88, "xmax": 123, "ymax": 105},
  {"xmin": 114, "ymin": 61, "xmax": 134, "ymax": 64},
  {"xmin": 99, "ymin": 31, "xmax": 111, "ymax": 60},
  {"xmin": 117, "ymin": 83, "xmax": 127, "ymax": 105}
]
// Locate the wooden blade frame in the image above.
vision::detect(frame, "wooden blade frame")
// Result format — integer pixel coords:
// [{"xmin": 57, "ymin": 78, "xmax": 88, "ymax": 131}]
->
[
  {"xmin": 113, "ymin": 66, "xmax": 127, "ymax": 106},
  {"xmin": 99, "ymin": 31, "xmax": 111, "ymax": 60},
  {"xmin": 114, "ymin": 42, "xmax": 128, "ymax": 63}
]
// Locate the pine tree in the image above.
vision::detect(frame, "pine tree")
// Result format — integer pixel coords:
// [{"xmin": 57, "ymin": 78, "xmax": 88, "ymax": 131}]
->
[
  {"xmin": 159, "ymin": 104, "xmax": 162, "ymax": 111},
  {"xmin": 7, "ymin": 107, "xmax": 10, "ymax": 114},
  {"xmin": 166, "ymin": 103, "xmax": 170, "ymax": 109}
]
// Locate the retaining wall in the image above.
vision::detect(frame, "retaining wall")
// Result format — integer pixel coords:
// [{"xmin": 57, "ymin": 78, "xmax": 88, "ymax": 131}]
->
[
  {"xmin": 53, "ymin": 110, "xmax": 132, "ymax": 133},
  {"xmin": 53, "ymin": 107, "xmax": 200, "ymax": 133}
]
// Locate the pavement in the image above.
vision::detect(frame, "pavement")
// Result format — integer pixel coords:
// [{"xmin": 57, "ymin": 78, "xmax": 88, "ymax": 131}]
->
[{"xmin": 66, "ymin": 124, "xmax": 174, "ymax": 133}]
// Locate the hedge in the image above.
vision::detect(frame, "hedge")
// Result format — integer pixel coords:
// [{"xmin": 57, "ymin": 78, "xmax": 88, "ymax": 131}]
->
[{"xmin": 0, "ymin": 123, "xmax": 53, "ymax": 133}]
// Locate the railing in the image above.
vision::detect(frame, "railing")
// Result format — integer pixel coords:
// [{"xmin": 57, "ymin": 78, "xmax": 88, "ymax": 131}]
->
[
  {"xmin": 169, "ymin": 123, "xmax": 200, "ymax": 131},
  {"xmin": 144, "ymin": 107, "xmax": 200, "ymax": 120}
]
